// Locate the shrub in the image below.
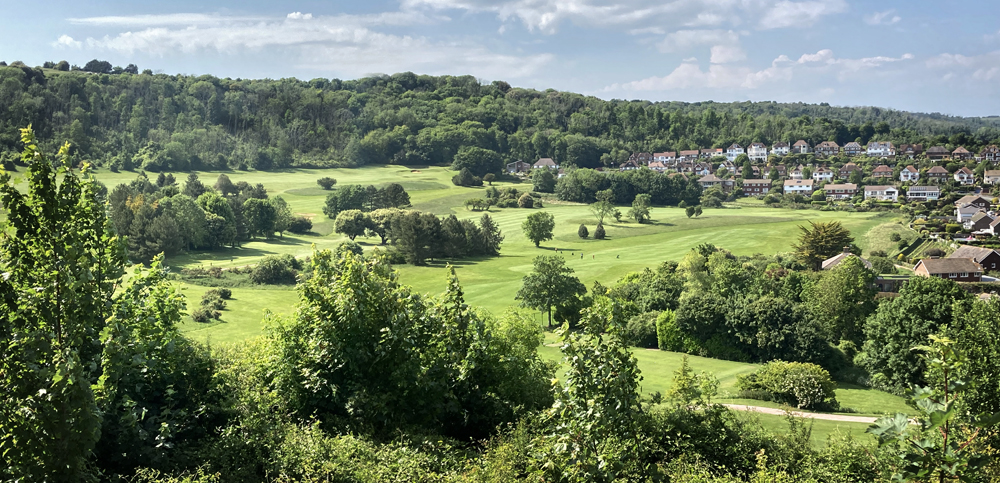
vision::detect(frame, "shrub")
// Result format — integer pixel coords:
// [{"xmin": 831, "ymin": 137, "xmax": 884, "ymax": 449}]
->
[
  {"xmin": 889, "ymin": 233, "xmax": 901, "ymax": 242},
  {"xmin": 249, "ymin": 254, "xmax": 298, "ymax": 285},
  {"xmin": 201, "ymin": 294, "xmax": 226, "ymax": 311},
  {"xmin": 925, "ymin": 247, "xmax": 946, "ymax": 257},
  {"xmin": 945, "ymin": 224, "xmax": 962, "ymax": 234},
  {"xmin": 517, "ymin": 193, "xmax": 534, "ymax": 208},
  {"xmin": 496, "ymin": 199, "xmax": 518, "ymax": 208},
  {"xmin": 205, "ymin": 288, "xmax": 232, "ymax": 299},
  {"xmin": 577, "ymin": 224, "xmax": 589, "ymax": 239},
  {"xmin": 317, "ymin": 177, "xmax": 337, "ymax": 190},
  {"xmin": 735, "ymin": 361, "xmax": 838, "ymax": 410},
  {"xmin": 594, "ymin": 223, "xmax": 606, "ymax": 240},
  {"xmin": 335, "ymin": 240, "xmax": 364, "ymax": 258},
  {"xmin": 288, "ymin": 216, "xmax": 313, "ymax": 234},
  {"xmin": 190, "ymin": 307, "xmax": 220, "ymax": 323},
  {"xmin": 656, "ymin": 310, "xmax": 700, "ymax": 353},
  {"xmin": 625, "ymin": 311, "xmax": 659, "ymax": 348}
]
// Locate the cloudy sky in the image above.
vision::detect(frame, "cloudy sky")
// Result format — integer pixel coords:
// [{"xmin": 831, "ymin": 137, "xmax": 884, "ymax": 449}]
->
[{"xmin": 3, "ymin": 0, "xmax": 1000, "ymax": 116}]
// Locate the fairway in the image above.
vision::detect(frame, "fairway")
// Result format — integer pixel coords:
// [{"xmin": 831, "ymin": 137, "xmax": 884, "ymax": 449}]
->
[{"xmin": 92, "ymin": 165, "xmax": 900, "ymax": 344}]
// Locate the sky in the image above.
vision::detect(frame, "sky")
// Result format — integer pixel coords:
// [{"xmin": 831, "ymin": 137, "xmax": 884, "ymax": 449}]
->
[{"xmin": 3, "ymin": 0, "xmax": 1000, "ymax": 117}]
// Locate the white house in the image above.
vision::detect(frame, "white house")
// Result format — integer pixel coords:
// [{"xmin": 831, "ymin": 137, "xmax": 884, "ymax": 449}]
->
[
  {"xmin": 985, "ymin": 170, "xmax": 1000, "ymax": 185},
  {"xmin": 907, "ymin": 186, "xmax": 940, "ymax": 202},
  {"xmin": 771, "ymin": 142, "xmax": 790, "ymax": 157},
  {"xmin": 726, "ymin": 143, "xmax": 745, "ymax": 162},
  {"xmin": 899, "ymin": 165, "xmax": 920, "ymax": 183},
  {"xmin": 957, "ymin": 204, "xmax": 983, "ymax": 223},
  {"xmin": 867, "ymin": 141, "xmax": 896, "ymax": 158},
  {"xmin": 954, "ymin": 167, "xmax": 975, "ymax": 185},
  {"xmin": 533, "ymin": 158, "xmax": 558, "ymax": 169},
  {"xmin": 792, "ymin": 140, "xmax": 811, "ymax": 154},
  {"xmin": 747, "ymin": 143, "xmax": 768, "ymax": 162},
  {"xmin": 864, "ymin": 185, "xmax": 899, "ymax": 202},
  {"xmin": 653, "ymin": 152, "xmax": 676, "ymax": 164},
  {"xmin": 783, "ymin": 179, "xmax": 814, "ymax": 195},
  {"xmin": 812, "ymin": 167, "xmax": 833, "ymax": 182}
]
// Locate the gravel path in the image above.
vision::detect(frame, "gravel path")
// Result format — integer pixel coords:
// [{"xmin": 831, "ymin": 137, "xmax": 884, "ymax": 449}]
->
[{"xmin": 722, "ymin": 404, "xmax": 879, "ymax": 423}]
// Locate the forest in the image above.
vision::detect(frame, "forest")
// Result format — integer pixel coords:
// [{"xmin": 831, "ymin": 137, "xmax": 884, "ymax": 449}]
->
[{"xmin": 2, "ymin": 60, "xmax": 1000, "ymax": 173}]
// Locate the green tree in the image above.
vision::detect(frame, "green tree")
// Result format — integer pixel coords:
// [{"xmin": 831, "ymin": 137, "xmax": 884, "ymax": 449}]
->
[
  {"xmin": 483, "ymin": 173, "xmax": 496, "ymax": 185},
  {"xmin": 515, "ymin": 255, "xmax": 587, "ymax": 328},
  {"xmin": 269, "ymin": 196, "xmax": 293, "ymax": 237},
  {"xmin": 518, "ymin": 192, "xmax": 534, "ymax": 208},
  {"xmin": 182, "ymin": 172, "xmax": 208, "ymax": 198},
  {"xmin": 388, "ymin": 211, "xmax": 442, "ymax": 265},
  {"xmin": 578, "ymin": 224, "xmax": 589, "ymax": 238},
  {"xmin": 628, "ymin": 193, "xmax": 652, "ymax": 223},
  {"xmin": 741, "ymin": 160, "xmax": 753, "ymax": 180},
  {"xmin": 806, "ymin": 256, "xmax": 876, "ymax": 344},
  {"xmin": 694, "ymin": 205, "xmax": 703, "ymax": 217},
  {"xmin": 317, "ymin": 177, "xmax": 337, "ymax": 190},
  {"xmin": 452, "ymin": 146, "xmax": 503, "ymax": 177},
  {"xmin": 685, "ymin": 205, "xmax": 695, "ymax": 218},
  {"xmin": 477, "ymin": 213, "xmax": 504, "ymax": 256},
  {"xmin": 335, "ymin": 209, "xmax": 373, "ymax": 241},
  {"xmin": 590, "ymin": 199, "xmax": 616, "ymax": 225},
  {"xmin": 792, "ymin": 220, "xmax": 855, "ymax": 270},
  {"xmin": 214, "ymin": 173, "xmax": 237, "ymax": 195},
  {"xmin": 532, "ymin": 167, "xmax": 557, "ymax": 193},
  {"xmin": 522, "ymin": 211, "xmax": 555, "ymax": 247},
  {"xmin": 594, "ymin": 222, "xmax": 606, "ymax": 239},
  {"xmin": 452, "ymin": 167, "xmax": 483, "ymax": 187},
  {"xmin": 243, "ymin": 197, "xmax": 277, "ymax": 239}
]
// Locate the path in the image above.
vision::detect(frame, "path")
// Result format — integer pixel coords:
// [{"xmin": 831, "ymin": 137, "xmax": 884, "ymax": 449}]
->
[{"xmin": 722, "ymin": 404, "xmax": 878, "ymax": 423}]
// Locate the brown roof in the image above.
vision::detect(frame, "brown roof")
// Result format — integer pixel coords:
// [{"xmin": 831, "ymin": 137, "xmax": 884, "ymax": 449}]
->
[
  {"xmin": 783, "ymin": 179, "xmax": 814, "ymax": 187},
  {"xmin": 743, "ymin": 179, "xmax": 771, "ymax": 184},
  {"xmin": 873, "ymin": 165, "xmax": 893, "ymax": 173},
  {"xmin": 700, "ymin": 174, "xmax": 723, "ymax": 182},
  {"xmin": 825, "ymin": 183, "xmax": 857, "ymax": 191},
  {"xmin": 953, "ymin": 147, "xmax": 971, "ymax": 154},
  {"xmin": 915, "ymin": 258, "xmax": 982, "ymax": 275},
  {"xmin": 986, "ymin": 170, "xmax": 1000, "ymax": 177},
  {"xmin": 926, "ymin": 146, "xmax": 950, "ymax": 154},
  {"xmin": 680, "ymin": 150, "xmax": 700, "ymax": 156},
  {"xmin": 773, "ymin": 142, "xmax": 789, "ymax": 148},
  {"xmin": 793, "ymin": 140, "xmax": 809, "ymax": 146},
  {"xmin": 822, "ymin": 251, "xmax": 872, "ymax": 270},
  {"xmin": 927, "ymin": 166, "xmax": 948, "ymax": 174},
  {"xmin": 864, "ymin": 185, "xmax": 897, "ymax": 192},
  {"xmin": 534, "ymin": 158, "xmax": 557, "ymax": 167},
  {"xmin": 955, "ymin": 167, "xmax": 974, "ymax": 175},
  {"xmin": 902, "ymin": 165, "xmax": 918, "ymax": 173}
]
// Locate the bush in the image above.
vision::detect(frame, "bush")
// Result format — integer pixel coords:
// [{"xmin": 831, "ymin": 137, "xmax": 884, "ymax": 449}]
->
[
  {"xmin": 288, "ymin": 216, "xmax": 313, "ymax": 234},
  {"xmin": 594, "ymin": 223, "xmax": 606, "ymax": 240},
  {"xmin": 335, "ymin": 240, "xmax": 364, "ymax": 258},
  {"xmin": 625, "ymin": 312, "xmax": 659, "ymax": 348},
  {"xmin": 925, "ymin": 247, "xmax": 946, "ymax": 257},
  {"xmin": 494, "ymin": 198, "xmax": 517, "ymax": 208},
  {"xmin": 190, "ymin": 307, "xmax": 220, "ymax": 323},
  {"xmin": 735, "ymin": 361, "xmax": 838, "ymax": 410},
  {"xmin": 945, "ymin": 224, "xmax": 962, "ymax": 234},
  {"xmin": 317, "ymin": 177, "xmax": 337, "ymax": 190},
  {"xmin": 889, "ymin": 233, "xmax": 901, "ymax": 242},
  {"xmin": 201, "ymin": 294, "xmax": 226, "ymax": 311},
  {"xmin": 517, "ymin": 193, "xmax": 534, "ymax": 208},
  {"xmin": 656, "ymin": 310, "xmax": 700, "ymax": 353},
  {"xmin": 249, "ymin": 254, "xmax": 299, "ymax": 285},
  {"xmin": 205, "ymin": 287, "xmax": 232, "ymax": 299},
  {"xmin": 577, "ymin": 224, "xmax": 588, "ymax": 239}
]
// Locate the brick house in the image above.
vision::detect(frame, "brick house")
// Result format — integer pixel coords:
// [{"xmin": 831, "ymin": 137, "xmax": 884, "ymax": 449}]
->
[
  {"xmin": 907, "ymin": 185, "xmax": 940, "ymax": 201},
  {"xmin": 864, "ymin": 185, "xmax": 899, "ymax": 202},
  {"xmin": 954, "ymin": 167, "xmax": 975, "ymax": 185},
  {"xmin": 630, "ymin": 152, "xmax": 653, "ymax": 165},
  {"xmin": 699, "ymin": 174, "xmax": 735, "ymax": 192},
  {"xmin": 950, "ymin": 246, "xmax": 1000, "ymax": 272},
  {"xmin": 506, "ymin": 160, "xmax": 531, "ymax": 173},
  {"xmin": 955, "ymin": 195, "xmax": 993, "ymax": 210},
  {"xmin": 783, "ymin": 179, "xmax": 814, "ymax": 195},
  {"xmin": 927, "ymin": 165, "xmax": 949, "ymax": 183},
  {"xmin": 913, "ymin": 258, "xmax": 983, "ymax": 283},
  {"xmin": 899, "ymin": 144, "xmax": 924, "ymax": 159},
  {"xmin": 742, "ymin": 179, "xmax": 772, "ymax": 196},
  {"xmin": 843, "ymin": 142, "xmax": 863, "ymax": 157},
  {"xmin": 966, "ymin": 211, "xmax": 996, "ymax": 232},
  {"xmin": 839, "ymin": 162, "xmax": 861, "ymax": 179},
  {"xmin": 792, "ymin": 140, "xmax": 811, "ymax": 154},
  {"xmin": 952, "ymin": 146, "xmax": 972, "ymax": 160},
  {"xmin": 899, "ymin": 165, "xmax": 920, "ymax": 182},
  {"xmin": 926, "ymin": 146, "xmax": 950, "ymax": 160},
  {"xmin": 872, "ymin": 165, "xmax": 893, "ymax": 178},
  {"xmin": 816, "ymin": 141, "xmax": 840, "ymax": 157},
  {"xmin": 824, "ymin": 183, "xmax": 857, "ymax": 200}
]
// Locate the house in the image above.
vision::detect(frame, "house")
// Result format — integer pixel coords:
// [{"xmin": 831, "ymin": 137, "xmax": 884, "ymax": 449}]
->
[
  {"xmin": 985, "ymin": 170, "xmax": 1000, "ymax": 185},
  {"xmin": 792, "ymin": 140, "xmax": 811, "ymax": 154},
  {"xmin": 718, "ymin": 160, "xmax": 738, "ymax": 174},
  {"xmin": 927, "ymin": 166, "xmax": 949, "ymax": 183},
  {"xmin": 821, "ymin": 247, "xmax": 872, "ymax": 270},
  {"xmin": 899, "ymin": 165, "xmax": 920, "ymax": 183},
  {"xmin": 630, "ymin": 152, "xmax": 653, "ymax": 165},
  {"xmin": 790, "ymin": 165, "xmax": 805, "ymax": 180},
  {"xmin": 653, "ymin": 152, "xmax": 676, "ymax": 163},
  {"xmin": 769, "ymin": 164, "xmax": 788, "ymax": 178},
  {"xmin": 701, "ymin": 148, "xmax": 724, "ymax": 159},
  {"xmin": 506, "ymin": 160, "xmax": 531, "ymax": 173},
  {"xmin": 839, "ymin": 162, "xmax": 861, "ymax": 179},
  {"xmin": 866, "ymin": 141, "xmax": 895, "ymax": 158},
  {"xmin": 981, "ymin": 145, "xmax": 1000, "ymax": 162},
  {"xmin": 955, "ymin": 195, "xmax": 993, "ymax": 210},
  {"xmin": 533, "ymin": 158, "xmax": 558, "ymax": 169},
  {"xmin": 620, "ymin": 159, "xmax": 641, "ymax": 171},
  {"xmin": 875, "ymin": 274, "xmax": 911, "ymax": 292},
  {"xmin": 952, "ymin": 146, "xmax": 973, "ymax": 161},
  {"xmin": 907, "ymin": 185, "xmax": 940, "ymax": 202},
  {"xmin": 699, "ymin": 174, "xmax": 735, "ymax": 192},
  {"xmin": 771, "ymin": 142, "xmax": 790, "ymax": 157},
  {"xmin": 954, "ymin": 167, "xmax": 975, "ymax": 185},
  {"xmin": 742, "ymin": 179, "xmax": 772, "ymax": 196},
  {"xmin": 747, "ymin": 142, "xmax": 768, "ymax": 162},
  {"xmin": 647, "ymin": 161, "xmax": 668, "ymax": 172},
  {"xmin": 783, "ymin": 179, "xmax": 814, "ymax": 195},
  {"xmin": 864, "ymin": 185, "xmax": 899, "ymax": 202},
  {"xmin": 966, "ymin": 211, "xmax": 996, "ymax": 232},
  {"xmin": 950, "ymin": 246, "xmax": 1000, "ymax": 272},
  {"xmin": 926, "ymin": 146, "xmax": 951, "ymax": 160},
  {"xmin": 694, "ymin": 162, "xmax": 713, "ymax": 176},
  {"xmin": 991, "ymin": 218, "xmax": 1000, "ymax": 237},
  {"xmin": 816, "ymin": 141, "xmax": 841, "ymax": 157},
  {"xmin": 913, "ymin": 258, "xmax": 983, "ymax": 283},
  {"xmin": 824, "ymin": 183, "xmax": 857, "ymax": 200},
  {"xmin": 956, "ymin": 205, "xmax": 983, "ymax": 223},
  {"xmin": 750, "ymin": 166, "xmax": 761, "ymax": 178},
  {"xmin": 726, "ymin": 143, "xmax": 745, "ymax": 162},
  {"xmin": 843, "ymin": 142, "xmax": 863, "ymax": 157},
  {"xmin": 899, "ymin": 144, "xmax": 924, "ymax": 159},
  {"xmin": 872, "ymin": 165, "xmax": 893, "ymax": 178},
  {"xmin": 679, "ymin": 149, "xmax": 701, "ymax": 161},
  {"xmin": 812, "ymin": 167, "xmax": 833, "ymax": 182}
]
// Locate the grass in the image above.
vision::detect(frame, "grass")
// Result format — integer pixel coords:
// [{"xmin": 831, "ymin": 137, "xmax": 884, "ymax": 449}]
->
[{"xmin": 740, "ymin": 412, "xmax": 875, "ymax": 448}]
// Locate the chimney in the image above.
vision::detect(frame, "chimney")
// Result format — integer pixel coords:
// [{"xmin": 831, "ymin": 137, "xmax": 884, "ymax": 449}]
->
[{"xmin": 843, "ymin": 246, "xmax": 851, "ymax": 254}]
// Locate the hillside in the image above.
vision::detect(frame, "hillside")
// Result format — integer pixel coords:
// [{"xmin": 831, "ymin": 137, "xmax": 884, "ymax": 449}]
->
[{"xmin": 1, "ymin": 64, "xmax": 999, "ymax": 173}]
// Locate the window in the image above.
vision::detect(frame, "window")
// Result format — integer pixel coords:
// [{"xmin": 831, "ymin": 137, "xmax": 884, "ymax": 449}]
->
[
  {"xmin": 961, "ymin": 273, "xmax": 968, "ymax": 278},
  {"xmin": 949, "ymin": 273, "xmax": 957, "ymax": 278}
]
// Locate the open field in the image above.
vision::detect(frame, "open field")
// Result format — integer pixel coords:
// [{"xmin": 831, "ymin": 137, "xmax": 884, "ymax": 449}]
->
[{"xmin": 87, "ymin": 165, "xmax": 902, "ymax": 342}]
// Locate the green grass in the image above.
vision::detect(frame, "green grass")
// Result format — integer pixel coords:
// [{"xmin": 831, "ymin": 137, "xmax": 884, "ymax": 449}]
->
[
  {"xmin": 862, "ymin": 221, "xmax": 918, "ymax": 256},
  {"xmin": 738, "ymin": 412, "xmax": 875, "ymax": 448}
]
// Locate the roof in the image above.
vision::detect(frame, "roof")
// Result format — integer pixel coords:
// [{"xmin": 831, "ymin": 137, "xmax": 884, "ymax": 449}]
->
[
  {"xmin": 915, "ymin": 258, "xmax": 982, "ymax": 275},
  {"xmin": 955, "ymin": 167, "xmax": 974, "ymax": 175},
  {"xmin": 953, "ymin": 147, "xmax": 971, "ymax": 154},
  {"xmin": 773, "ymin": 142, "xmax": 789, "ymax": 147},
  {"xmin": 825, "ymin": 183, "xmax": 857, "ymax": 191},
  {"xmin": 822, "ymin": 251, "xmax": 872, "ymax": 270},
  {"xmin": 908, "ymin": 185, "xmax": 940, "ymax": 192},
  {"xmin": 957, "ymin": 205, "xmax": 983, "ymax": 215},
  {"xmin": 844, "ymin": 142, "xmax": 862, "ymax": 148},
  {"xmin": 840, "ymin": 162, "xmax": 859, "ymax": 171},
  {"xmin": 784, "ymin": 179, "xmax": 814, "ymax": 187},
  {"xmin": 534, "ymin": 158, "xmax": 557, "ymax": 167},
  {"xmin": 927, "ymin": 146, "xmax": 950, "ymax": 154},
  {"xmin": 699, "ymin": 174, "xmax": 723, "ymax": 182},
  {"xmin": 818, "ymin": 141, "xmax": 840, "ymax": 148},
  {"xmin": 743, "ymin": 179, "xmax": 771, "ymax": 184},
  {"xmin": 864, "ymin": 185, "xmax": 897, "ymax": 192},
  {"xmin": 680, "ymin": 149, "xmax": 700, "ymax": 156},
  {"xmin": 928, "ymin": 166, "xmax": 949, "ymax": 174},
  {"xmin": 956, "ymin": 195, "xmax": 991, "ymax": 205},
  {"xmin": 728, "ymin": 143, "xmax": 742, "ymax": 149},
  {"xmin": 793, "ymin": 140, "xmax": 809, "ymax": 146},
  {"xmin": 750, "ymin": 142, "xmax": 766, "ymax": 148},
  {"xmin": 971, "ymin": 211, "xmax": 996, "ymax": 223},
  {"xmin": 902, "ymin": 165, "xmax": 918, "ymax": 173},
  {"xmin": 653, "ymin": 152, "xmax": 676, "ymax": 157},
  {"xmin": 648, "ymin": 161, "xmax": 667, "ymax": 169},
  {"xmin": 873, "ymin": 165, "xmax": 893, "ymax": 173}
]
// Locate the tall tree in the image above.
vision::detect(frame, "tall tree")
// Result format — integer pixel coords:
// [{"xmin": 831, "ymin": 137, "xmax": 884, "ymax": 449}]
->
[
  {"xmin": 628, "ymin": 193, "xmax": 652, "ymax": 223},
  {"xmin": 792, "ymin": 220, "xmax": 855, "ymax": 270},
  {"xmin": 515, "ymin": 255, "xmax": 586, "ymax": 328},
  {"xmin": 522, "ymin": 211, "xmax": 555, "ymax": 247}
]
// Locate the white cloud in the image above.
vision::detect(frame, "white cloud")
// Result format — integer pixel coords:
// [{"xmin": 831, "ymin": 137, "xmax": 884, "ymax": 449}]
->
[
  {"xmin": 864, "ymin": 10, "xmax": 901, "ymax": 26},
  {"xmin": 927, "ymin": 51, "xmax": 1000, "ymax": 82},
  {"xmin": 62, "ymin": 12, "xmax": 552, "ymax": 79},
  {"xmin": 658, "ymin": 29, "xmax": 745, "ymax": 64},
  {"xmin": 402, "ymin": 0, "xmax": 847, "ymax": 34},
  {"xmin": 710, "ymin": 44, "xmax": 746, "ymax": 64},
  {"xmin": 53, "ymin": 34, "xmax": 82, "ymax": 49}
]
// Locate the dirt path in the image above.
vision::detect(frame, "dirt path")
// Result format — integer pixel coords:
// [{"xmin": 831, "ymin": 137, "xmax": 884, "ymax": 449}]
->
[{"xmin": 722, "ymin": 404, "xmax": 878, "ymax": 423}]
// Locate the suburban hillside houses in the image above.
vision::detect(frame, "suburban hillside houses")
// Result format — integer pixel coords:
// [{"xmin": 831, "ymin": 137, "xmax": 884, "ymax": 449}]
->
[
  {"xmin": 914, "ymin": 258, "xmax": 983, "ymax": 283},
  {"xmin": 824, "ymin": 183, "xmax": 857, "ymax": 200},
  {"xmin": 866, "ymin": 141, "xmax": 895, "ymax": 157},
  {"xmin": 784, "ymin": 179, "xmax": 814, "ymax": 195},
  {"xmin": 907, "ymin": 185, "xmax": 940, "ymax": 201},
  {"xmin": 816, "ymin": 141, "xmax": 840, "ymax": 157},
  {"xmin": 864, "ymin": 185, "xmax": 899, "ymax": 202},
  {"xmin": 747, "ymin": 142, "xmax": 768, "ymax": 161},
  {"xmin": 900, "ymin": 165, "xmax": 919, "ymax": 182}
]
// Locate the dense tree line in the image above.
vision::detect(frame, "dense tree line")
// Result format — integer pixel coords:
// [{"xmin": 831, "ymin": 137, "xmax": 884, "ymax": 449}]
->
[
  {"xmin": 2, "ymin": 63, "xmax": 1000, "ymax": 173},
  {"xmin": 108, "ymin": 172, "xmax": 307, "ymax": 263}
]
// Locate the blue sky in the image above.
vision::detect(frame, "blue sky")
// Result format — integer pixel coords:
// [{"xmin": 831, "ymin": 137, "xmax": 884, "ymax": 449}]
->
[{"xmin": 3, "ymin": 0, "xmax": 1000, "ymax": 116}]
